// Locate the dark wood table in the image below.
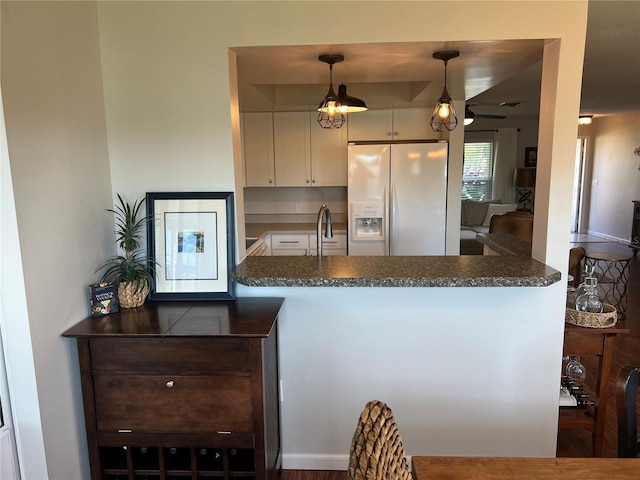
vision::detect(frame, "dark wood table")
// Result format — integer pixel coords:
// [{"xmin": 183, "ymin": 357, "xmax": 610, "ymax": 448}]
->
[
  {"xmin": 412, "ymin": 456, "xmax": 640, "ymax": 479},
  {"xmin": 559, "ymin": 320, "xmax": 630, "ymax": 457}
]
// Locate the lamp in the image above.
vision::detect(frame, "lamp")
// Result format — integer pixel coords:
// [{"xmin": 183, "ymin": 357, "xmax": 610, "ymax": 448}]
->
[
  {"xmin": 464, "ymin": 104, "xmax": 475, "ymax": 126},
  {"xmin": 513, "ymin": 168, "xmax": 536, "ymax": 212},
  {"xmin": 578, "ymin": 115, "xmax": 593, "ymax": 125},
  {"xmin": 430, "ymin": 50, "xmax": 459, "ymax": 132}
]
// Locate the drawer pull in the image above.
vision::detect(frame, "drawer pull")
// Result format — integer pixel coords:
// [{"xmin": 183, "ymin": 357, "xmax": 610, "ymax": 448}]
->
[
  {"xmin": 216, "ymin": 431, "xmax": 232, "ymax": 435},
  {"xmin": 118, "ymin": 429, "xmax": 132, "ymax": 433},
  {"xmin": 166, "ymin": 380, "xmax": 175, "ymax": 388}
]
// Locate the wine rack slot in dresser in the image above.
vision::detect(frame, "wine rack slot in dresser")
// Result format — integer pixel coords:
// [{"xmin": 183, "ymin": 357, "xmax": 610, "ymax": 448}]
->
[{"xmin": 63, "ymin": 298, "xmax": 284, "ymax": 480}]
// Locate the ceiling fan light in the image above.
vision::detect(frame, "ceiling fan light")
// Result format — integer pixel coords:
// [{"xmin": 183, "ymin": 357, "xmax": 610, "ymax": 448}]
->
[
  {"xmin": 337, "ymin": 84, "xmax": 368, "ymax": 113},
  {"xmin": 578, "ymin": 115, "xmax": 593, "ymax": 125},
  {"xmin": 464, "ymin": 105, "xmax": 475, "ymax": 125}
]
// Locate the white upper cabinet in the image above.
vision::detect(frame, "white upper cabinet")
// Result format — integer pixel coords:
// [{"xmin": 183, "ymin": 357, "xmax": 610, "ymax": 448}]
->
[
  {"xmin": 309, "ymin": 112, "xmax": 348, "ymax": 186},
  {"xmin": 273, "ymin": 111, "xmax": 312, "ymax": 187},
  {"xmin": 272, "ymin": 111, "xmax": 347, "ymax": 187},
  {"xmin": 243, "ymin": 112, "xmax": 275, "ymax": 187},
  {"xmin": 347, "ymin": 107, "xmax": 438, "ymax": 141}
]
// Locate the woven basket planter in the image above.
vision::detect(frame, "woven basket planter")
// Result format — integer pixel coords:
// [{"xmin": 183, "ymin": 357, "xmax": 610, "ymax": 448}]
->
[
  {"xmin": 117, "ymin": 281, "xmax": 149, "ymax": 309},
  {"xmin": 565, "ymin": 303, "xmax": 617, "ymax": 329}
]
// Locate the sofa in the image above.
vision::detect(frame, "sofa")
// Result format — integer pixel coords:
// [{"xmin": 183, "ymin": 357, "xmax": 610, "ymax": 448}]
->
[{"xmin": 460, "ymin": 199, "xmax": 518, "ymax": 254}]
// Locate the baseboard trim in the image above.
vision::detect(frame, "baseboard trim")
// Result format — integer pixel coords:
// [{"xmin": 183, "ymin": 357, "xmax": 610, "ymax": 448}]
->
[
  {"xmin": 282, "ymin": 453, "xmax": 349, "ymax": 471},
  {"xmin": 282, "ymin": 453, "xmax": 414, "ymax": 471},
  {"xmin": 585, "ymin": 230, "xmax": 630, "ymax": 245}
]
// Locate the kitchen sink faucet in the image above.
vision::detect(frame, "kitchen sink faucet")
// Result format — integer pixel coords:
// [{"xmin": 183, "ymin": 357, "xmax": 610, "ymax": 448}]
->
[{"xmin": 316, "ymin": 204, "xmax": 333, "ymax": 256}]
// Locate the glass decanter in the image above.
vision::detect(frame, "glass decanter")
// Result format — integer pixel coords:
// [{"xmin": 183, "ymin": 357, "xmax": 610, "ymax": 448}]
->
[
  {"xmin": 575, "ymin": 276, "xmax": 603, "ymax": 313},
  {"xmin": 565, "ymin": 355, "xmax": 587, "ymax": 382},
  {"xmin": 574, "ymin": 264, "xmax": 595, "ymax": 301}
]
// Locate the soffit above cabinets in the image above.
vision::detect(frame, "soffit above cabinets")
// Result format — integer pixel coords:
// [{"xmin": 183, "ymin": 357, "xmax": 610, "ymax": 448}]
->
[{"xmin": 234, "ymin": 40, "xmax": 545, "ymax": 113}]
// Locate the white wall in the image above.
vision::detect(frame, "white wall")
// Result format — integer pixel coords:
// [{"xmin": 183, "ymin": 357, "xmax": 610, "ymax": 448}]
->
[
  {"xmin": 0, "ymin": 0, "xmax": 588, "ymax": 476},
  {"xmin": 582, "ymin": 112, "xmax": 640, "ymax": 241},
  {"xmin": 237, "ymin": 282, "xmax": 565, "ymax": 467},
  {"xmin": 1, "ymin": 2, "xmax": 114, "ymax": 478}
]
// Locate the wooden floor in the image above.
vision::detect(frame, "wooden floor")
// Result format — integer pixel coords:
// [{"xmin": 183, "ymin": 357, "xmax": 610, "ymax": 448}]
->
[{"xmin": 282, "ymin": 239, "xmax": 638, "ymax": 480}]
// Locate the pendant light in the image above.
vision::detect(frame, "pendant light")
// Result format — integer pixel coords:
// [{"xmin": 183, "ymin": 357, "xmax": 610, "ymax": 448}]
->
[
  {"xmin": 317, "ymin": 54, "xmax": 346, "ymax": 129},
  {"xmin": 430, "ymin": 50, "xmax": 460, "ymax": 132},
  {"xmin": 317, "ymin": 54, "xmax": 367, "ymax": 128},
  {"xmin": 464, "ymin": 104, "xmax": 475, "ymax": 126}
]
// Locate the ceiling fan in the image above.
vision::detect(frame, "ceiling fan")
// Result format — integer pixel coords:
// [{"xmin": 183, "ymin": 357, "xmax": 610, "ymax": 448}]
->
[{"xmin": 465, "ymin": 103, "xmax": 506, "ymax": 122}]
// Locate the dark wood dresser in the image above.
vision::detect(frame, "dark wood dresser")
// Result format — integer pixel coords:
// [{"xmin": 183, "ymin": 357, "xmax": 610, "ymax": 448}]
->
[{"xmin": 63, "ymin": 297, "xmax": 284, "ymax": 480}]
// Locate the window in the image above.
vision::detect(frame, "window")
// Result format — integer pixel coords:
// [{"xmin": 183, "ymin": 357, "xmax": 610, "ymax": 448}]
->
[{"xmin": 462, "ymin": 140, "xmax": 495, "ymax": 200}]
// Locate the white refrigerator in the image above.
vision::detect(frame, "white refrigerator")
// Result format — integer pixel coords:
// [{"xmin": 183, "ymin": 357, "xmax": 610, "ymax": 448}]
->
[{"xmin": 347, "ymin": 141, "xmax": 448, "ymax": 255}]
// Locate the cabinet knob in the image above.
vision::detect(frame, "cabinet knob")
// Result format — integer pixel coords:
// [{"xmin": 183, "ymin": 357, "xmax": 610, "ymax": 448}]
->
[
  {"xmin": 166, "ymin": 380, "xmax": 175, "ymax": 388},
  {"xmin": 269, "ymin": 179, "xmax": 273, "ymax": 184},
  {"xmin": 306, "ymin": 179, "xmax": 310, "ymax": 183},
  {"xmin": 387, "ymin": 132, "xmax": 392, "ymax": 136},
  {"xmin": 312, "ymin": 179, "xmax": 316, "ymax": 183},
  {"xmin": 393, "ymin": 132, "xmax": 398, "ymax": 136}
]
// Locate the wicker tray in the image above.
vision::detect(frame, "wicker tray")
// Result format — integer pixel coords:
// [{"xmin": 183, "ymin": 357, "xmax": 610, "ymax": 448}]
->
[{"xmin": 565, "ymin": 303, "xmax": 617, "ymax": 328}]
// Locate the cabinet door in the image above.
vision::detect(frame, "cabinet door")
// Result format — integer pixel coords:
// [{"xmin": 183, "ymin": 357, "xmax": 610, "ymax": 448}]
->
[
  {"xmin": 347, "ymin": 109, "xmax": 393, "ymax": 141},
  {"xmin": 274, "ymin": 112, "xmax": 311, "ymax": 187},
  {"xmin": 392, "ymin": 107, "xmax": 439, "ymax": 140},
  {"xmin": 309, "ymin": 232, "xmax": 347, "ymax": 256},
  {"xmin": 94, "ymin": 374, "xmax": 253, "ymax": 433},
  {"xmin": 309, "ymin": 112, "xmax": 348, "ymax": 186},
  {"xmin": 243, "ymin": 113, "xmax": 275, "ymax": 187}
]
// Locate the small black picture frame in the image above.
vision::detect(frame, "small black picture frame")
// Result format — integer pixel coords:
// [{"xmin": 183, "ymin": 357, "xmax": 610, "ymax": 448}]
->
[
  {"xmin": 146, "ymin": 191, "xmax": 235, "ymax": 301},
  {"xmin": 525, "ymin": 147, "xmax": 538, "ymax": 168}
]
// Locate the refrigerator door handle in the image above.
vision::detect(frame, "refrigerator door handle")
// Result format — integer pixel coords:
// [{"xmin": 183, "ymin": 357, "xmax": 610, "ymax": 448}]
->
[
  {"xmin": 390, "ymin": 182, "xmax": 396, "ymax": 255},
  {"xmin": 384, "ymin": 183, "xmax": 390, "ymax": 255}
]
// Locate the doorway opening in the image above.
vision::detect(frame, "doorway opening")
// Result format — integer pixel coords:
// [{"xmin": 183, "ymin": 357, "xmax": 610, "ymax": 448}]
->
[{"xmin": 571, "ymin": 137, "xmax": 588, "ymax": 233}]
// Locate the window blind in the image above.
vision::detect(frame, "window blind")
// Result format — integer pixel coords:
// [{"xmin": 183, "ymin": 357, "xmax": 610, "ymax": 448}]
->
[{"xmin": 462, "ymin": 141, "xmax": 495, "ymax": 201}]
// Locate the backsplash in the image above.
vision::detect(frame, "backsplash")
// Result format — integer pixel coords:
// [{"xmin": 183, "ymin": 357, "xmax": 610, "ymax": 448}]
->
[{"xmin": 244, "ymin": 186, "xmax": 347, "ymax": 223}]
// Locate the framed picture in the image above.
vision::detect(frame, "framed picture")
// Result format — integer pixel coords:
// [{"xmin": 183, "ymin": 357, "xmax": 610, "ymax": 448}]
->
[
  {"xmin": 146, "ymin": 192, "xmax": 235, "ymax": 301},
  {"xmin": 525, "ymin": 147, "xmax": 538, "ymax": 168}
]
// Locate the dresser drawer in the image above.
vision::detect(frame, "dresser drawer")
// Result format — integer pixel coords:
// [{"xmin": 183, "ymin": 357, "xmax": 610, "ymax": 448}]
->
[
  {"xmin": 94, "ymin": 375, "xmax": 253, "ymax": 433},
  {"xmin": 90, "ymin": 338, "xmax": 251, "ymax": 374}
]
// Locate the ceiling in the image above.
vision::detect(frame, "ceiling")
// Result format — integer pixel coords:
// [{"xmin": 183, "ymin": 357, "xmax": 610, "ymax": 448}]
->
[{"xmin": 235, "ymin": 1, "xmax": 640, "ymax": 121}]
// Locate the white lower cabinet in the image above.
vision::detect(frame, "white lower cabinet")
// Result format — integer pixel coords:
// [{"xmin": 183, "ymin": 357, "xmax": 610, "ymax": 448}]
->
[
  {"xmin": 269, "ymin": 234, "xmax": 310, "ymax": 256},
  {"xmin": 263, "ymin": 232, "xmax": 346, "ymax": 256},
  {"xmin": 309, "ymin": 232, "xmax": 347, "ymax": 256}
]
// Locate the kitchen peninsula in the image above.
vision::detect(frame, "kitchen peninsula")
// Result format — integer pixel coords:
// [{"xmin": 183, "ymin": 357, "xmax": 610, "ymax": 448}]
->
[{"xmin": 231, "ymin": 253, "xmax": 566, "ymax": 469}]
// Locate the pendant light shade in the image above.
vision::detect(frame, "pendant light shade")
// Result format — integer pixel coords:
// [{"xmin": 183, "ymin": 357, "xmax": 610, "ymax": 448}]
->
[
  {"xmin": 337, "ymin": 84, "xmax": 368, "ymax": 113},
  {"xmin": 464, "ymin": 104, "xmax": 475, "ymax": 126},
  {"xmin": 430, "ymin": 50, "xmax": 460, "ymax": 132}
]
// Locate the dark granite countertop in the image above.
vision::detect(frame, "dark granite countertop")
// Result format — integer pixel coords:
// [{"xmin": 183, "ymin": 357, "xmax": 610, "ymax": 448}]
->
[{"xmin": 232, "ymin": 255, "xmax": 561, "ymax": 287}]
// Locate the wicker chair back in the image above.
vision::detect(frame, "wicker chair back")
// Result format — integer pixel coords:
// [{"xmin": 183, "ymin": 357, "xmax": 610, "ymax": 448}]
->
[{"xmin": 348, "ymin": 400, "xmax": 412, "ymax": 480}]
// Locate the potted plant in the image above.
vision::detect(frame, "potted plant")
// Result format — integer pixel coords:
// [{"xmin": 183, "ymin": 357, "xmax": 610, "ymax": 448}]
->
[{"xmin": 96, "ymin": 194, "xmax": 155, "ymax": 308}]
